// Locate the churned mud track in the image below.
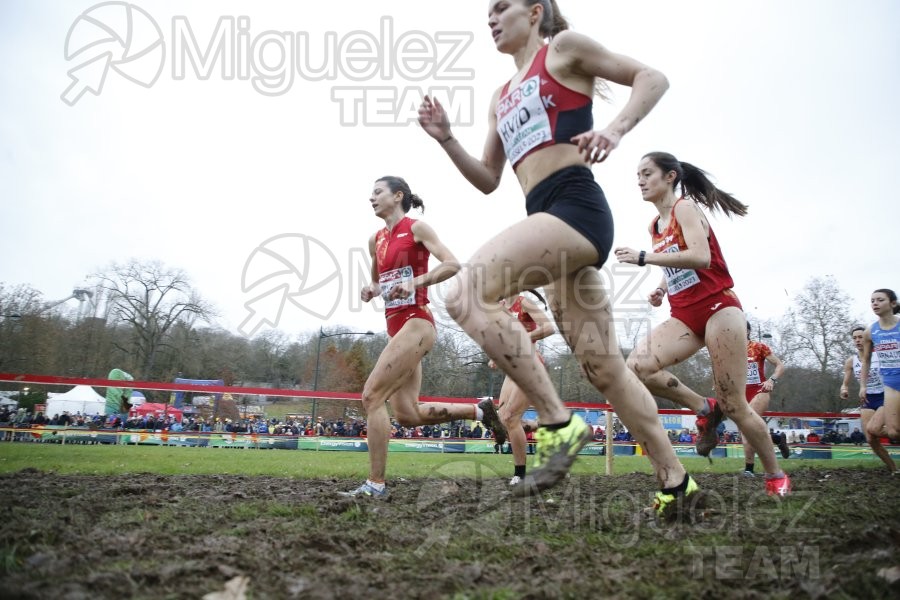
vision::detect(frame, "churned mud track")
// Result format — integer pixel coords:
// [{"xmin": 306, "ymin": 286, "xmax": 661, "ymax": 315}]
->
[{"xmin": 0, "ymin": 467, "xmax": 897, "ymax": 599}]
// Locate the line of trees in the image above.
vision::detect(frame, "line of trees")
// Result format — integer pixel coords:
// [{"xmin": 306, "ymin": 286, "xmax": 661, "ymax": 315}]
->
[{"xmin": 0, "ymin": 260, "xmax": 864, "ymax": 416}]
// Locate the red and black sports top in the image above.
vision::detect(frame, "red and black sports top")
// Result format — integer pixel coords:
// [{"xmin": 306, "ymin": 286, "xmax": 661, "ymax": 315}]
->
[{"xmin": 495, "ymin": 45, "xmax": 593, "ymax": 169}]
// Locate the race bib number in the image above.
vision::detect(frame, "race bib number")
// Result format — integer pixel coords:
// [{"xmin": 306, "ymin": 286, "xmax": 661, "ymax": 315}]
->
[
  {"xmin": 379, "ymin": 266, "xmax": 415, "ymax": 309},
  {"xmin": 496, "ymin": 75, "xmax": 552, "ymax": 165},
  {"xmin": 874, "ymin": 341, "xmax": 900, "ymax": 370},
  {"xmin": 746, "ymin": 361, "xmax": 761, "ymax": 385},
  {"xmin": 661, "ymin": 246, "xmax": 700, "ymax": 296},
  {"xmin": 867, "ymin": 364, "xmax": 884, "ymax": 393},
  {"xmin": 854, "ymin": 355, "xmax": 884, "ymax": 393}
]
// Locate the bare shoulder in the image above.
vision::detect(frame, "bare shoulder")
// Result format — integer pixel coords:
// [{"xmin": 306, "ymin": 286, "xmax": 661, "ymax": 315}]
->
[
  {"xmin": 547, "ymin": 30, "xmax": 600, "ymax": 57},
  {"xmin": 674, "ymin": 198, "xmax": 702, "ymax": 220},
  {"xmin": 410, "ymin": 219, "xmax": 438, "ymax": 241}
]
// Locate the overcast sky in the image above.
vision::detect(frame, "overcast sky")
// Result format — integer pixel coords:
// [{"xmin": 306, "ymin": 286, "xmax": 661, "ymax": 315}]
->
[{"xmin": 1, "ymin": 0, "xmax": 898, "ymax": 346}]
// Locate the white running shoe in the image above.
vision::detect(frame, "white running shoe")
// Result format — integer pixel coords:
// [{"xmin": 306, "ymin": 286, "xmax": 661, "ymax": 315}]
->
[
  {"xmin": 338, "ymin": 481, "xmax": 388, "ymax": 499},
  {"xmin": 508, "ymin": 475, "xmax": 521, "ymax": 486}
]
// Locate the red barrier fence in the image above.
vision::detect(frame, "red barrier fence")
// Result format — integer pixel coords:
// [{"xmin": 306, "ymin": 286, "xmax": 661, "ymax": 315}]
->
[{"xmin": 0, "ymin": 372, "xmax": 861, "ymax": 419}]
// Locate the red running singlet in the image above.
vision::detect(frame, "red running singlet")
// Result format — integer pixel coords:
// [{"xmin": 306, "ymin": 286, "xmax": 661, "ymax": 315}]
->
[
  {"xmin": 650, "ymin": 198, "xmax": 735, "ymax": 308},
  {"xmin": 508, "ymin": 295, "xmax": 538, "ymax": 338},
  {"xmin": 374, "ymin": 216, "xmax": 430, "ymax": 318}
]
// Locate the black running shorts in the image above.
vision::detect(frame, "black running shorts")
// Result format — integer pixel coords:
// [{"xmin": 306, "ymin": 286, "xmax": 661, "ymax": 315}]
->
[{"xmin": 525, "ymin": 165, "xmax": 614, "ymax": 267}]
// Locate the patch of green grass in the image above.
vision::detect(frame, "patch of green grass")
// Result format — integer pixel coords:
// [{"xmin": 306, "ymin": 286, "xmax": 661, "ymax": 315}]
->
[
  {"xmin": 339, "ymin": 503, "xmax": 367, "ymax": 523},
  {"xmin": 0, "ymin": 443, "xmax": 884, "ymax": 479}
]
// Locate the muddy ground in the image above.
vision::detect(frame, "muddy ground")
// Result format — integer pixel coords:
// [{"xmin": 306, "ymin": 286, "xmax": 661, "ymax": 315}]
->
[{"xmin": 0, "ymin": 467, "xmax": 898, "ymax": 599}]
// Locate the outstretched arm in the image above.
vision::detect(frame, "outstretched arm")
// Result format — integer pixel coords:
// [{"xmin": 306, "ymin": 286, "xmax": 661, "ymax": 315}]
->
[
  {"xmin": 615, "ymin": 201, "xmax": 711, "ymax": 270},
  {"xmin": 418, "ymin": 92, "xmax": 507, "ymax": 194},
  {"xmin": 761, "ymin": 352, "xmax": 785, "ymax": 393},
  {"xmin": 840, "ymin": 356, "xmax": 854, "ymax": 400}
]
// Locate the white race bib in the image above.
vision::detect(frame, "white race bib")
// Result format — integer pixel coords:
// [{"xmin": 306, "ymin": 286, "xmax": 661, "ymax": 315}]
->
[
  {"xmin": 661, "ymin": 245, "xmax": 701, "ymax": 296},
  {"xmin": 874, "ymin": 341, "xmax": 900, "ymax": 370},
  {"xmin": 496, "ymin": 75, "xmax": 552, "ymax": 165},
  {"xmin": 746, "ymin": 361, "xmax": 761, "ymax": 385},
  {"xmin": 854, "ymin": 354, "xmax": 884, "ymax": 394},
  {"xmin": 379, "ymin": 266, "xmax": 415, "ymax": 309}
]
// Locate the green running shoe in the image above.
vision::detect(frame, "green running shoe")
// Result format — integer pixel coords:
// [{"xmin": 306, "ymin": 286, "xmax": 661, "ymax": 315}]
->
[
  {"xmin": 512, "ymin": 414, "xmax": 592, "ymax": 497},
  {"xmin": 650, "ymin": 475, "xmax": 701, "ymax": 521}
]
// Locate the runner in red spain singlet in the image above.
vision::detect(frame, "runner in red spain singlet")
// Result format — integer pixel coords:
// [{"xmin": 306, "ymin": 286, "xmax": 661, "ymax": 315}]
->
[
  {"xmin": 741, "ymin": 323, "xmax": 789, "ymax": 474},
  {"xmin": 374, "ymin": 215, "xmax": 433, "ymax": 337},
  {"xmin": 650, "ymin": 197, "xmax": 736, "ymax": 313},
  {"xmin": 617, "ymin": 151, "xmax": 790, "ymax": 497},
  {"xmin": 746, "ymin": 339, "xmax": 774, "ymax": 403},
  {"xmin": 341, "ymin": 176, "xmax": 507, "ymax": 500}
]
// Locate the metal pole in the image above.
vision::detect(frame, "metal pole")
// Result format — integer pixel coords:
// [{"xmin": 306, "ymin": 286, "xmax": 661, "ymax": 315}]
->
[
  {"xmin": 312, "ymin": 326, "xmax": 322, "ymax": 422},
  {"xmin": 605, "ymin": 409, "xmax": 613, "ymax": 475},
  {"xmin": 310, "ymin": 328, "xmax": 373, "ymax": 423}
]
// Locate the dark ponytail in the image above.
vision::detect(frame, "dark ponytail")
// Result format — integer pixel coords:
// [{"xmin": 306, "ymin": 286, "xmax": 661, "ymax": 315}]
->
[
  {"xmin": 643, "ymin": 152, "xmax": 749, "ymax": 218},
  {"xmin": 377, "ymin": 175, "xmax": 425, "ymax": 213},
  {"xmin": 874, "ymin": 288, "xmax": 900, "ymax": 314}
]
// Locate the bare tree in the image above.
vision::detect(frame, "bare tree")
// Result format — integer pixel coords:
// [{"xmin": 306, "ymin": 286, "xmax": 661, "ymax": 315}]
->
[
  {"xmin": 0, "ymin": 283, "xmax": 45, "ymax": 371},
  {"xmin": 779, "ymin": 276, "xmax": 854, "ymax": 376},
  {"xmin": 92, "ymin": 260, "xmax": 217, "ymax": 379},
  {"xmin": 422, "ymin": 323, "xmax": 488, "ymax": 397}
]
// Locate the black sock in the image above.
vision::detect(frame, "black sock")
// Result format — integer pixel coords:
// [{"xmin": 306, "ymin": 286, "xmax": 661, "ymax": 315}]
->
[
  {"xmin": 542, "ymin": 416, "xmax": 572, "ymax": 431},
  {"xmin": 745, "ymin": 463, "xmax": 755, "ymax": 473},
  {"xmin": 661, "ymin": 473, "xmax": 690, "ymax": 496},
  {"xmin": 514, "ymin": 464, "xmax": 526, "ymax": 477}
]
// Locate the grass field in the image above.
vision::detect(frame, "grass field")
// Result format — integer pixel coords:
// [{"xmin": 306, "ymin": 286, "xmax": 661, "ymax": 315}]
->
[
  {"xmin": 0, "ymin": 443, "xmax": 882, "ymax": 477},
  {"xmin": 0, "ymin": 444, "xmax": 897, "ymax": 599}
]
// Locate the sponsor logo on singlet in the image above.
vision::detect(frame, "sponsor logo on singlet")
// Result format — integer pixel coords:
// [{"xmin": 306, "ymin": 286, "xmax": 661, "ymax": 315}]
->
[{"xmin": 873, "ymin": 340, "xmax": 900, "ymax": 370}]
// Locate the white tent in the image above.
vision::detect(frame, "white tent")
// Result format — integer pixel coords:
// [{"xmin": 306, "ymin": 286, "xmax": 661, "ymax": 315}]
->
[{"xmin": 45, "ymin": 385, "xmax": 106, "ymax": 416}]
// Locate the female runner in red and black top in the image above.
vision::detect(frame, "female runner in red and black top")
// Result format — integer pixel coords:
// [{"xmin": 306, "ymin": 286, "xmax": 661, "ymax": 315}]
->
[
  {"xmin": 341, "ymin": 176, "xmax": 506, "ymax": 499},
  {"xmin": 418, "ymin": 0, "xmax": 695, "ymax": 511},
  {"xmin": 615, "ymin": 152, "xmax": 790, "ymax": 497}
]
